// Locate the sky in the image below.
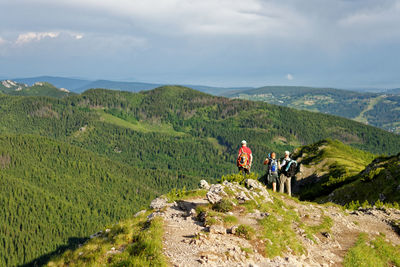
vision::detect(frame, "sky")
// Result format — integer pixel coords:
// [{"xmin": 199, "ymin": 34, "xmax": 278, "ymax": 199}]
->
[{"xmin": 0, "ymin": 0, "xmax": 400, "ymax": 88}]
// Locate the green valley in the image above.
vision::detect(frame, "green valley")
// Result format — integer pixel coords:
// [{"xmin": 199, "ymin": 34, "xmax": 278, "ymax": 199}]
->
[
  {"xmin": 226, "ymin": 86, "xmax": 400, "ymax": 134},
  {"xmin": 0, "ymin": 134, "xmax": 200, "ymax": 267}
]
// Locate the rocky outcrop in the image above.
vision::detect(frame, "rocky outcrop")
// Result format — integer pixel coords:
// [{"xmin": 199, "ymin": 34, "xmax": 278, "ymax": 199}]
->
[
  {"xmin": 199, "ymin": 179, "xmax": 210, "ymax": 190},
  {"xmin": 150, "ymin": 196, "xmax": 169, "ymax": 210},
  {"xmin": 206, "ymin": 179, "xmax": 272, "ymax": 205}
]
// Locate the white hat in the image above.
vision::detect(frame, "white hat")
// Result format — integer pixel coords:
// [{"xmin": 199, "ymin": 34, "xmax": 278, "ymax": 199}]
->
[
  {"xmin": 241, "ymin": 140, "xmax": 247, "ymax": 145},
  {"xmin": 285, "ymin": 151, "xmax": 290, "ymax": 155}
]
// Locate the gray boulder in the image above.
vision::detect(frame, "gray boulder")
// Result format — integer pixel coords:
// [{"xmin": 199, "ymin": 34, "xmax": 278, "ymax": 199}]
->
[
  {"xmin": 199, "ymin": 179, "xmax": 210, "ymax": 190},
  {"xmin": 206, "ymin": 184, "xmax": 227, "ymax": 204},
  {"xmin": 150, "ymin": 196, "xmax": 168, "ymax": 210}
]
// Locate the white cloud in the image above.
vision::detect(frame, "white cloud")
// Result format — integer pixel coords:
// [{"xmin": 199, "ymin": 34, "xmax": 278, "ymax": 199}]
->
[
  {"xmin": 74, "ymin": 34, "xmax": 83, "ymax": 40},
  {"xmin": 15, "ymin": 32, "xmax": 60, "ymax": 45},
  {"xmin": 286, "ymin": 74, "xmax": 294, "ymax": 81},
  {"xmin": 70, "ymin": 33, "xmax": 84, "ymax": 40},
  {"xmin": 16, "ymin": 0, "xmax": 308, "ymax": 37},
  {"xmin": 0, "ymin": 37, "xmax": 6, "ymax": 45}
]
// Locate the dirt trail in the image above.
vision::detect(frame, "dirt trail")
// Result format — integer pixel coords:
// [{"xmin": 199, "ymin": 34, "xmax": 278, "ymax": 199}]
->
[{"xmin": 159, "ymin": 186, "xmax": 400, "ymax": 267}]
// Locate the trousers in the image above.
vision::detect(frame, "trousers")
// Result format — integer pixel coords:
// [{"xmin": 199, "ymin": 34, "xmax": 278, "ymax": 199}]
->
[{"xmin": 279, "ymin": 174, "xmax": 292, "ymax": 196}]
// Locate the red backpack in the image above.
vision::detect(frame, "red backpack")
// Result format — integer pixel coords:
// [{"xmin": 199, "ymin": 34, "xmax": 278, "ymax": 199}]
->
[{"xmin": 237, "ymin": 148, "xmax": 249, "ymax": 168}]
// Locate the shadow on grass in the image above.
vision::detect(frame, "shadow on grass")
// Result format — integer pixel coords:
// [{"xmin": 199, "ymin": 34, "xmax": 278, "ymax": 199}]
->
[{"xmin": 19, "ymin": 237, "xmax": 88, "ymax": 267}]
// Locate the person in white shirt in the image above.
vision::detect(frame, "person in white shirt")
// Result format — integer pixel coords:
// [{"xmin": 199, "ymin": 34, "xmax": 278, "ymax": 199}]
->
[{"xmin": 279, "ymin": 151, "xmax": 292, "ymax": 196}]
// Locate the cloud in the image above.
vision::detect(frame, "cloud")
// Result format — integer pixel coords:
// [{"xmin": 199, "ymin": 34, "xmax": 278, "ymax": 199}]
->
[
  {"xmin": 0, "ymin": 37, "xmax": 6, "ymax": 45},
  {"xmin": 70, "ymin": 33, "xmax": 84, "ymax": 40},
  {"xmin": 15, "ymin": 32, "xmax": 60, "ymax": 45},
  {"xmin": 0, "ymin": 0, "xmax": 400, "ymax": 87},
  {"xmin": 74, "ymin": 34, "xmax": 83, "ymax": 40}
]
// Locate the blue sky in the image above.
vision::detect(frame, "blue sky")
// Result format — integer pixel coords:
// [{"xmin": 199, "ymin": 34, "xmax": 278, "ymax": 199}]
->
[{"xmin": 1, "ymin": 0, "xmax": 400, "ymax": 88}]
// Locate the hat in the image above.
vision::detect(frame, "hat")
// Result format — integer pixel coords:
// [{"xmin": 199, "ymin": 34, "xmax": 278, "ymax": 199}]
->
[
  {"xmin": 285, "ymin": 151, "xmax": 290, "ymax": 155},
  {"xmin": 241, "ymin": 140, "xmax": 247, "ymax": 145}
]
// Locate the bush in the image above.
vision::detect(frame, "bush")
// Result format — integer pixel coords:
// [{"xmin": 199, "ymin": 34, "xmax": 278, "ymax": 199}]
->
[
  {"xmin": 166, "ymin": 187, "xmax": 186, "ymax": 202},
  {"xmin": 212, "ymin": 199, "xmax": 234, "ymax": 212},
  {"xmin": 235, "ymin": 224, "xmax": 255, "ymax": 240}
]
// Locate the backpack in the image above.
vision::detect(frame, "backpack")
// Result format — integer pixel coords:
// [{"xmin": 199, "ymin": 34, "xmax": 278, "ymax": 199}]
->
[
  {"xmin": 268, "ymin": 158, "xmax": 278, "ymax": 173},
  {"xmin": 237, "ymin": 148, "xmax": 249, "ymax": 168},
  {"xmin": 284, "ymin": 160, "xmax": 298, "ymax": 177}
]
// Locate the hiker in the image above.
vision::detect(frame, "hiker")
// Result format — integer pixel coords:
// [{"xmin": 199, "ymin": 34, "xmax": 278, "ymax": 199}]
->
[
  {"xmin": 263, "ymin": 152, "xmax": 279, "ymax": 192},
  {"xmin": 279, "ymin": 151, "xmax": 297, "ymax": 196},
  {"xmin": 237, "ymin": 140, "xmax": 253, "ymax": 175}
]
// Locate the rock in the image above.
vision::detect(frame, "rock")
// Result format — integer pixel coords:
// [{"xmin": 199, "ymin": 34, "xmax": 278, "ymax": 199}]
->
[
  {"xmin": 230, "ymin": 225, "xmax": 239, "ymax": 234},
  {"xmin": 209, "ymin": 225, "xmax": 226, "ymax": 234},
  {"xmin": 134, "ymin": 210, "xmax": 146, "ymax": 217},
  {"xmin": 150, "ymin": 196, "xmax": 168, "ymax": 210},
  {"xmin": 237, "ymin": 191, "xmax": 250, "ymax": 202},
  {"xmin": 105, "ymin": 228, "xmax": 111, "ymax": 233},
  {"xmin": 199, "ymin": 180, "xmax": 210, "ymax": 190},
  {"xmin": 189, "ymin": 208, "xmax": 197, "ymax": 217},
  {"xmin": 207, "ymin": 191, "xmax": 222, "ymax": 204},
  {"xmin": 322, "ymin": 232, "xmax": 331, "ymax": 238},
  {"xmin": 245, "ymin": 179, "xmax": 260, "ymax": 190},
  {"xmin": 206, "ymin": 184, "xmax": 227, "ymax": 204},
  {"xmin": 147, "ymin": 212, "xmax": 162, "ymax": 221},
  {"xmin": 244, "ymin": 179, "xmax": 272, "ymax": 202}
]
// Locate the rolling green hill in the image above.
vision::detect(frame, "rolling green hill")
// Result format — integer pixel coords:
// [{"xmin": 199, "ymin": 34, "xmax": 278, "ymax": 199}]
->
[
  {"xmin": 226, "ymin": 86, "xmax": 400, "ymax": 134},
  {"xmin": 2, "ymin": 86, "xmax": 400, "ymax": 266},
  {"xmin": 0, "ymin": 80, "xmax": 71, "ymax": 98},
  {"xmin": 291, "ymin": 139, "xmax": 399, "ymax": 206},
  {"xmin": 1, "ymin": 86, "xmax": 400, "ymax": 178},
  {"xmin": 320, "ymin": 152, "xmax": 400, "ymax": 205},
  {"xmin": 0, "ymin": 134, "xmax": 200, "ymax": 267},
  {"xmin": 291, "ymin": 139, "xmax": 376, "ymax": 201}
]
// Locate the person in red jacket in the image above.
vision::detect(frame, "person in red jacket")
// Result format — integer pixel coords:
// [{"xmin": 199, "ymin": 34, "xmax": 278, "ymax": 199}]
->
[{"xmin": 237, "ymin": 140, "xmax": 253, "ymax": 174}]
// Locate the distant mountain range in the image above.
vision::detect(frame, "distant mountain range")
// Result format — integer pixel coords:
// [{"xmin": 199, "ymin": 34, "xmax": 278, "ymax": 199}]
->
[
  {"xmin": 13, "ymin": 76, "xmax": 251, "ymax": 95},
  {"xmin": 6, "ymin": 76, "xmax": 400, "ymax": 134}
]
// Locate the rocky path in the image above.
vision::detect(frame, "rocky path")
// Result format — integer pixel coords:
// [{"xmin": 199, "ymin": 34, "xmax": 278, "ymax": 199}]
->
[{"xmin": 150, "ymin": 180, "xmax": 400, "ymax": 267}]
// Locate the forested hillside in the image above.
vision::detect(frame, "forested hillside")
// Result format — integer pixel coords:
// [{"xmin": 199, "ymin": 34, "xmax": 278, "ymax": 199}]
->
[
  {"xmin": 2, "ymin": 86, "xmax": 400, "ymax": 266},
  {"xmin": 1, "ymin": 86, "xmax": 400, "ymax": 176},
  {"xmin": 226, "ymin": 86, "xmax": 400, "ymax": 134},
  {"xmin": 0, "ymin": 134, "xmax": 200, "ymax": 267}
]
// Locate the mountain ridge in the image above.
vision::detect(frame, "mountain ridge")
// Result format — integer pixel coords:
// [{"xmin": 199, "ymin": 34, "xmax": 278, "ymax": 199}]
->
[
  {"xmin": 1, "ymin": 85, "xmax": 400, "ymax": 266},
  {"xmin": 45, "ymin": 178, "xmax": 400, "ymax": 266}
]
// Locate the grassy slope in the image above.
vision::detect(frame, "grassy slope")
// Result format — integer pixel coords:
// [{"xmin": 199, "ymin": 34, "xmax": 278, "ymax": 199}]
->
[
  {"xmin": 292, "ymin": 139, "xmax": 376, "ymax": 201},
  {"xmin": 320, "ymin": 153, "xmax": 400, "ymax": 205},
  {"xmin": 0, "ymin": 134, "xmax": 200, "ymax": 267},
  {"xmin": 293, "ymin": 139, "xmax": 400, "ymax": 206},
  {"xmin": 344, "ymin": 233, "xmax": 400, "ymax": 267}
]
